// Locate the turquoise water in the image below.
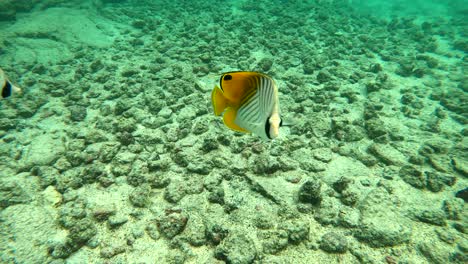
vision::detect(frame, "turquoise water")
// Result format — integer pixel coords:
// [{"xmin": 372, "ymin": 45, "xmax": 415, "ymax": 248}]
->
[{"xmin": 0, "ymin": 0, "xmax": 467, "ymax": 263}]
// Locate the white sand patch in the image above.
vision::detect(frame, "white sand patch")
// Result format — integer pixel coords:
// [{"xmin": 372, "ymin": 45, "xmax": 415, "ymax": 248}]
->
[{"xmin": 1, "ymin": 7, "xmax": 124, "ymax": 64}]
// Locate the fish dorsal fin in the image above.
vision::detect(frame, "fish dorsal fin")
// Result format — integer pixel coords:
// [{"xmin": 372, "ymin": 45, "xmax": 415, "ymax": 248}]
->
[{"xmin": 219, "ymin": 72, "xmax": 264, "ymax": 105}]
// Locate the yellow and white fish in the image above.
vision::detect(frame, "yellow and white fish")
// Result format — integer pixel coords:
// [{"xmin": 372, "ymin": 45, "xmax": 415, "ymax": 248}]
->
[
  {"xmin": 211, "ymin": 71, "xmax": 282, "ymax": 140},
  {"xmin": 1, "ymin": 68, "xmax": 21, "ymax": 99}
]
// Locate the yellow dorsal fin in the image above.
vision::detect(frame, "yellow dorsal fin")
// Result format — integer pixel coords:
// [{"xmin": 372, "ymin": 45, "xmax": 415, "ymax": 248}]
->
[
  {"xmin": 223, "ymin": 107, "xmax": 249, "ymax": 133},
  {"xmin": 211, "ymin": 86, "xmax": 227, "ymax": 116},
  {"xmin": 219, "ymin": 72, "xmax": 262, "ymax": 104}
]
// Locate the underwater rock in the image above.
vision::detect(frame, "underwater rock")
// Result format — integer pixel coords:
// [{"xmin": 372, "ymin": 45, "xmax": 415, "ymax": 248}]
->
[
  {"xmin": 418, "ymin": 241, "xmax": 452, "ymax": 264},
  {"xmin": 408, "ymin": 154, "xmax": 425, "ymax": 165},
  {"xmin": 116, "ymin": 131, "xmax": 135, "ymax": 146},
  {"xmin": 340, "ymin": 189, "xmax": 359, "ymax": 207},
  {"xmin": 182, "ymin": 214, "xmax": 207, "ymax": 247},
  {"xmin": 440, "ymin": 89, "xmax": 468, "ymax": 116},
  {"xmin": 0, "ymin": 118, "xmax": 17, "ymax": 131},
  {"xmin": 165, "ymin": 249, "xmax": 187, "ymax": 264},
  {"xmin": 428, "ymin": 155, "xmax": 453, "ymax": 173},
  {"xmin": 259, "ymin": 229, "xmax": 289, "ymax": 254},
  {"xmin": 215, "ymin": 232, "xmax": 257, "ymax": 264},
  {"xmin": 298, "ymin": 178, "xmax": 322, "ymax": 205},
  {"xmin": 453, "ymin": 39, "xmax": 468, "ymax": 53},
  {"xmin": 426, "ymin": 171, "xmax": 456, "ymax": 192},
  {"xmin": 332, "ymin": 177, "xmax": 354, "ymax": 193},
  {"xmin": 157, "ymin": 210, "xmax": 188, "ymax": 239},
  {"xmin": 58, "ymin": 199, "xmax": 87, "ymax": 228},
  {"xmin": 453, "ymin": 221, "xmax": 467, "ymax": 234},
  {"xmin": 23, "ymin": 134, "xmax": 66, "ymax": 168},
  {"xmin": 52, "ymin": 156, "xmax": 71, "ymax": 172},
  {"xmin": 113, "ymin": 117, "xmax": 137, "ymax": 133},
  {"xmin": 0, "ymin": 179, "xmax": 31, "ymax": 209},
  {"xmin": 415, "ymin": 209, "xmax": 447, "ymax": 226},
  {"xmin": 164, "ymin": 180, "xmax": 188, "ymax": 203},
  {"xmin": 201, "ymin": 137, "xmax": 219, "ymax": 153},
  {"xmin": 50, "ymin": 213, "xmax": 97, "ymax": 258},
  {"xmin": 316, "ymin": 70, "xmax": 332, "ymax": 83},
  {"xmin": 80, "ymin": 163, "xmax": 106, "ymax": 184},
  {"xmin": 49, "ymin": 242, "xmax": 75, "ymax": 259},
  {"xmin": 337, "ymin": 206, "xmax": 360, "ymax": 228},
  {"xmin": 399, "ymin": 165, "xmax": 425, "ymax": 189},
  {"xmin": 66, "ymin": 218, "xmax": 97, "ymax": 251},
  {"xmin": 369, "ymin": 143, "xmax": 406, "ymax": 166},
  {"xmin": 126, "ymin": 171, "xmax": 148, "ymax": 187},
  {"xmin": 365, "ymin": 118, "xmax": 387, "ymax": 139},
  {"xmin": 442, "ymin": 199, "xmax": 464, "ymax": 220},
  {"xmin": 314, "ymin": 198, "xmax": 341, "ymax": 226},
  {"xmin": 187, "ymin": 156, "xmax": 212, "ymax": 175},
  {"xmin": 98, "ymin": 142, "xmax": 121, "ymax": 163},
  {"xmin": 319, "ymin": 232, "xmax": 348, "ymax": 253},
  {"xmin": 146, "ymin": 221, "xmax": 160, "ymax": 241},
  {"xmin": 100, "ymin": 243, "xmax": 126, "ymax": 259},
  {"xmin": 251, "ymin": 154, "xmax": 282, "ymax": 175},
  {"xmin": 31, "ymin": 166, "xmax": 59, "ymax": 188},
  {"xmin": 452, "ymin": 157, "xmax": 468, "ymax": 177},
  {"xmin": 354, "ymin": 214, "xmax": 411, "ymax": 247},
  {"xmin": 64, "ymin": 151, "xmax": 85, "ymax": 168},
  {"xmin": 435, "ymin": 229, "xmax": 456, "ymax": 244},
  {"xmin": 281, "ymin": 220, "xmax": 309, "ymax": 244},
  {"xmin": 259, "ymin": 58, "xmax": 274, "ymax": 72},
  {"xmin": 42, "ymin": 186, "xmax": 62, "ymax": 207},
  {"xmin": 16, "ymin": 102, "xmax": 37, "ymax": 118},
  {"xmin": 253, "ymin": 210, "xmax": 275, "ymax": 230},
  {"xmin": 355, "ymin": 188, "xmax": 411, "ymax": 247},
  {"xmin": 207, "ymin": 187, "xmax": 225, "ymax": 205},
  {"xmin": 92, "ymin": 205, "xmax": 116, "ymax": 221},
  {"xmin": 170, "ymin": 149, "xmax": 189, "ymax": 167},
  {"xmin": 108, "ymin": 215, "xmax": 128, "ymax": 228},
  {"xmin": 205, "ymin": 221, "xmax": 229, "ymax": 246},
  {"xmin": 350, "ymin": 149, "xmax": 379, "ymax": 167},
  {"xmin": 129, "ymin": 184, "xmax": 151, "ymax": 208},
  {"xmin": 300, "ymin": 159, "xmax": 327, "ymax": 172},
  {"xmin": 0, "ymin": 9, "xmax": 15, "ymax": 22},
  {"xmin": 55, "ymin": 168, "xmax": 83, "ymax": 193},
  {"xmin": 69, "ymin": 105, "xmax": 87, "ymax": 122},
  {"xmin": 147, "ymin": 172, "xmax": 171, "ymax": 188}
]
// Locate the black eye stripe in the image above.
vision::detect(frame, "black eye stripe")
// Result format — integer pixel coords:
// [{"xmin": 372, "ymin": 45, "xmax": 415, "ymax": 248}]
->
[
  {"xmin": 2, "ymin": 81, "xmax": 12, "ymax": 98},
  {"xmin": 265, "ymin": 117, "xmax": 271, "ymax": 139}
]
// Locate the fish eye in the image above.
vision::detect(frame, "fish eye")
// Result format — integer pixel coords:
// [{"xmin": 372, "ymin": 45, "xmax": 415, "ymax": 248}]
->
[{"xmin": 224, "ymin": 74, "xmax": 232, "ymax": 81}]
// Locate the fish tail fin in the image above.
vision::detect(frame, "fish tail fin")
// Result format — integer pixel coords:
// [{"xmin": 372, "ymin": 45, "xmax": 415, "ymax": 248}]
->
[
  {"xmin": 211, "ymin": 85, "xmax": 227, "ymax": 116},
  {"xmin": 223, "ymin": 107, "xmax": 249, "ymax": 133},
  {"xmin": 12, "ymin": 84, "xmax": 22, "ymax": 95}
]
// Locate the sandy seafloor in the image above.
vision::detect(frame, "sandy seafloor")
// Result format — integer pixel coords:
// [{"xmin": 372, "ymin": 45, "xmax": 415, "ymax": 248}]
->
[{"xmin": 0, "ymin": 0, "xmax": 467, "ymax": 263}]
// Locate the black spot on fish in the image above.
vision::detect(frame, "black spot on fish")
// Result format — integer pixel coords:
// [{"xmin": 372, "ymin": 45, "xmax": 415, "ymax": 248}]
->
[
  {"xmin": 279, "ymin": 118, "xmax": 283, "ymax": 127},
  {"xmin": 265, "ymin": 118, "xmax": 271, "ymax": 139},
  {"xmin": 224, "ymin": 74, "xmax": 232, "ymax": 81},
  {"xmin": 2, "ymin": 81, "xmax": 12, "ymax": 98},
  {"xmin": 455, "ymin": 188, "xmax": 468, "ymax": 203}
]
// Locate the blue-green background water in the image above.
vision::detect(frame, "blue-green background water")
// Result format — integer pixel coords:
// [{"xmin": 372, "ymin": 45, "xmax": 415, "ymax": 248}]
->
[{"xmin": 0, "ymin": 0, "xmax": 466, "ymax": 263}]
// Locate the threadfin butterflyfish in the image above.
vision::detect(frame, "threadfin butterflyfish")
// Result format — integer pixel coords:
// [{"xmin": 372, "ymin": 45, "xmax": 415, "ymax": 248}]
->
[
  {"xmin": 211, "ymin": 71, "xmax": 282, "ymax": 140},
  {"xmin": 1, "ymin": 68, "xmax": 21, "ymax": 99}
]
